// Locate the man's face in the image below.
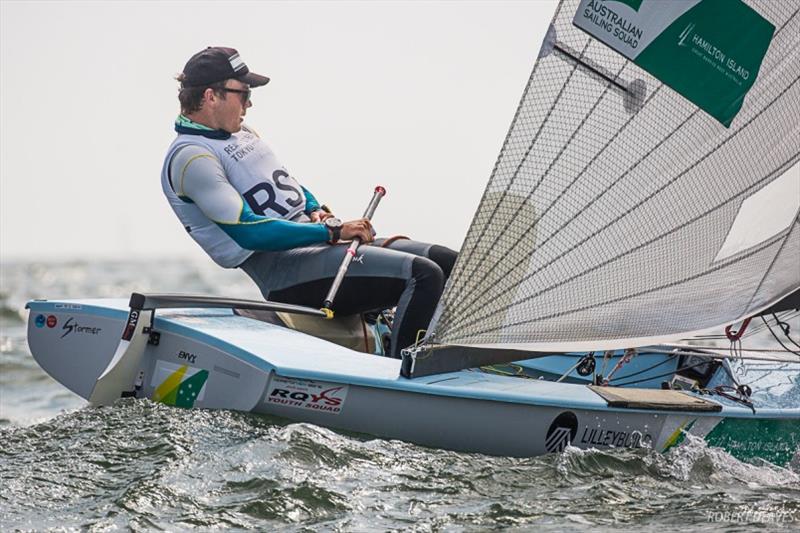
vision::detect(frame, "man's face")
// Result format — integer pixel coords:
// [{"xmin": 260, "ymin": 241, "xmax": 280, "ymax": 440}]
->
[{"xmin": 213, "ymin": 79, "xmax": 252, "ymax": 133}]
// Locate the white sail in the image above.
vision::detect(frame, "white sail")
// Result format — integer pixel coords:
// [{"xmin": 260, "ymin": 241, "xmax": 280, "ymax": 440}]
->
[{"xmin": 430, "ymin": 0, "xmax": 800, "ymax": 353}]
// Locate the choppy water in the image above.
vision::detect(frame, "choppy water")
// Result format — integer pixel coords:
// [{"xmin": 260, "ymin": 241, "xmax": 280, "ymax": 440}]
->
[{"xmin": 2, "ymin": 260, "xmax": 799, "ymax": 531}]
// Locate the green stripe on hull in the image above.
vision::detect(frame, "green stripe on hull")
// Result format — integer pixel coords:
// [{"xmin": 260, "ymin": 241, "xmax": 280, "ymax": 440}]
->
[{"xmin": 704, "ymin": 418, "xmax": 800, "ymax": 466}]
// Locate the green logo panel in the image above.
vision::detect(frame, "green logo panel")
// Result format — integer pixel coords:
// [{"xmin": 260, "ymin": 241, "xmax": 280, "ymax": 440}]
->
[{"xmin": 634, "ymin": 0, "xmax": 774, "ymax": 127}]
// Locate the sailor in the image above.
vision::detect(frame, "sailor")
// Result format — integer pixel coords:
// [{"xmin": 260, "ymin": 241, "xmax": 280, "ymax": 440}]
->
[{"xmin": 162, "ymin": 46, "xmax": 457, "ymax": 358}]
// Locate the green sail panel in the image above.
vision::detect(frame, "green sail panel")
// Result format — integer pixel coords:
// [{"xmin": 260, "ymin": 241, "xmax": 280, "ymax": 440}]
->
[{"xmin": 573, "ymin": 0, "xmax": 774, "ymax": 127}]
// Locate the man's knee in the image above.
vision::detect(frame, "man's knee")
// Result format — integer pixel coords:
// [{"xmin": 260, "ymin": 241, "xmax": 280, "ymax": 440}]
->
[
  {"xmin": 411, "ymin": 256, "xmax": 444, "ymax": 294},
  {"xmin": 427, "ymin": 245, "xmax": 458, "ymax": 279}
]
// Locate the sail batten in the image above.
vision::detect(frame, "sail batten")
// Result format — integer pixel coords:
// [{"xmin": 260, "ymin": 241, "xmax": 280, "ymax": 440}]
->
[
  {"xmin": 462, "ymin": 219, "xmax": 797, "ymax": 342},
  {"xmin": 442, "ymin": 82, "xmax": 683, "ymax": 332},
  {"xmin": 447, "ymin": 58, "xmax": 638, "ymax": 322},
  {"xmin": 444, "ymin": 90, "xmax": 800, "ymax": 340},
  {"xmin": 444, "ymin": 39, "xmax": 595, "ymax": 308},
  {"xmin": 428, "ymin": 0, "xmax": 800, "ymax": 356}
]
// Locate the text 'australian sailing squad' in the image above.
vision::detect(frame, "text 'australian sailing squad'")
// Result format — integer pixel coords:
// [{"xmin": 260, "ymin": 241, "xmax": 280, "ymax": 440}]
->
[{"xmin": 582, "ymin": 0, "xmax": 643, "ymax": 48}]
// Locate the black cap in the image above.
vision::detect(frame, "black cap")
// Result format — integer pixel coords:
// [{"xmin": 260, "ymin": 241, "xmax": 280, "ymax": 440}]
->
[{"xmin": 181, "ymin": 47, "xmax": 270, "ymax": 88}]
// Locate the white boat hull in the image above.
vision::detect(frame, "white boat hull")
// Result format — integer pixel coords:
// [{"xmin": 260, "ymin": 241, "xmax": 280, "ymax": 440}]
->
[{"xmin": 25, "ymin": 298, "xmax": 800, "ymax": 462}]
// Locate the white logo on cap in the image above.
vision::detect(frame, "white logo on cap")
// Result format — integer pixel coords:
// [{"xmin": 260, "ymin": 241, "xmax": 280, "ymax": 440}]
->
[{"xmin": 228, "ymin": 53, "xmax": 245, "ymax": 72}]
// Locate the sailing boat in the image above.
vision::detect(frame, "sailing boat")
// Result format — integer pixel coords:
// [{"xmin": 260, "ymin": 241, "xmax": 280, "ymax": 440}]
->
[{"xmin": 25, "ymin": 0, "xmax": 800, "ymax": 465}]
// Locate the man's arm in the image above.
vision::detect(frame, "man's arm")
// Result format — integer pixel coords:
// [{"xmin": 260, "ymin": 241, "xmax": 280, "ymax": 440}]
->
[
  {"xmin": 170, "ymin": 146, "xmax": 329, "ymax": 250},
  {"xmin": 301, "ymin": 186, "xmax": 335, "ymax": 222},
  {"xmin": 302, "ymin": 186, "xmax": 320, "ymax": 214}
]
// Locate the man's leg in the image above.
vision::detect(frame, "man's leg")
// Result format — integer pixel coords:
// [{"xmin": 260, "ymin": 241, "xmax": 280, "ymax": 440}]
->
[
  {"xmin": 374, "ymin": 239, "xmax": 458, "ymax": 280},
  {"xmin": 240, "ymin": 244, "xmax": 444, "ymax": 358}
]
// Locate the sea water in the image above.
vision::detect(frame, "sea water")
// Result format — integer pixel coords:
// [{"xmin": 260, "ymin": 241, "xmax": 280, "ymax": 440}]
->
[{"xmin": 2, "ymin": 260, "xmax": 799, "ymax": 531}]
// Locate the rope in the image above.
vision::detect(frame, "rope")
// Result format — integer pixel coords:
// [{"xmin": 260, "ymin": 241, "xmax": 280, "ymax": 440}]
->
[
  {"xmin": 611, "ymin": 361, "xmax": 711, "ymax": 387},
  {"xmin": 556, "ymin": 354, "xmax": 591, "ymax": 383},
  {"xmin": 481, "ymin": 364, "xmax": 526, "ymax": 377},
  {"xmin": 602, "ymin": 348, "xmax": 635, "ymax": 385},
  {"xmin": 380, "ymin": 235, "xmax": 411, "ymax": 248},
  {"xmin": 771, "ymin": 313, "xmax": 800, "ymax": 351},
  {"xmin": 608, "ymin": 353, "xmax": 679, "ymax": 384}
]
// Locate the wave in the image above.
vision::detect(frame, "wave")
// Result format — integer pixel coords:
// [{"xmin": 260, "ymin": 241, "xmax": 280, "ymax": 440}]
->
[{"xmin": 1, "ymin": 403, "xmax": 798, "ymax": 531}]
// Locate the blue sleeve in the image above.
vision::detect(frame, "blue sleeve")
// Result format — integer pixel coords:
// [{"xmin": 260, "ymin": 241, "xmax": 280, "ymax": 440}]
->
[
  {"xmin": 217, "ymin": 202, "xmax": 329, "ymax": 251},
  {"xmin": 302, "ymin": 186, "xmax": 321, "ymax": 214}
]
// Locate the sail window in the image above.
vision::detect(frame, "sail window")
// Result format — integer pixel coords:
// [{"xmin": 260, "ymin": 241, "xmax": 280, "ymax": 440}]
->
[{"xmin": 714, "ymin": 163, "xmax": 800, "ymax": 262}]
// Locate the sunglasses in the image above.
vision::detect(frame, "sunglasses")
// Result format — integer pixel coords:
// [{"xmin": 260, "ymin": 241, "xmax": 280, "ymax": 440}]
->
[{"xmin": 220, "ymin": 86, "xmax": 251, "ymax": 103}]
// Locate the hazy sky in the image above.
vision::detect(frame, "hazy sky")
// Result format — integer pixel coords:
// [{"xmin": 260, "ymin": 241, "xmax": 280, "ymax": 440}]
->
[{"xmin": 1, "ymin": 0, "xmax": 556, "ymax": 261}]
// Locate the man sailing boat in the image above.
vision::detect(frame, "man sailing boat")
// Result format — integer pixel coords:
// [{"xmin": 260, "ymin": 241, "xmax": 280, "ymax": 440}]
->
[{"xmin": 161, "ymin": 46, "xmax": 457, "ymax": 358}]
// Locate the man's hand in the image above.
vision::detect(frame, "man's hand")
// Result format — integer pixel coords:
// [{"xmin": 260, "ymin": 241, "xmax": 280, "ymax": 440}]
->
[
  {"xmin": 310, "ymin": 210, "xmax": 334, "ymax": 223},
  {"xmin": 340, "ymin": 218, "xmax": 374, "ymax": 243}
]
